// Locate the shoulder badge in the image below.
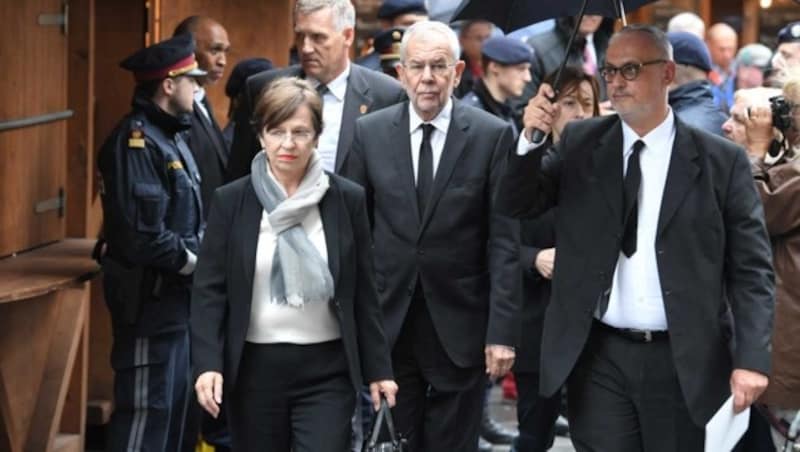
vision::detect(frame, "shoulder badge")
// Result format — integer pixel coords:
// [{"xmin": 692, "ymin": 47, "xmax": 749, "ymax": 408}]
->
[{"xmin": 128, "ymin": 128, "xmax": 145, "ymax": 149}]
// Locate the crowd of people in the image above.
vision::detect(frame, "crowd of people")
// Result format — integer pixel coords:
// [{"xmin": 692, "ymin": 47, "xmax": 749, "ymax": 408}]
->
[{"xmin": 95, "ymin": 0, "xmax": 800, "ymax": 451}]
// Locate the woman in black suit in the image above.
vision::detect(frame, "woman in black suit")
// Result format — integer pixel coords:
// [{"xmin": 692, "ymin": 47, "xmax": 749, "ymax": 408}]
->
[{"xmin": 191, "ymin": 77, "xmax": 397, "ymax": 452}]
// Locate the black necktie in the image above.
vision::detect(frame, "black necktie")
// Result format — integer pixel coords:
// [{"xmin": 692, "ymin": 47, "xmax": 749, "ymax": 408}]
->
[
  {"xmin": 621, "ymin": 140, "xmax": 645, "ymax": 257},
  {"xmin": 417, "ymin": 124, "xmax": 435, "ymax": 217},
  {"xmin": 316, "ymin": 83, "xmax": 329, "ymax": 96}
]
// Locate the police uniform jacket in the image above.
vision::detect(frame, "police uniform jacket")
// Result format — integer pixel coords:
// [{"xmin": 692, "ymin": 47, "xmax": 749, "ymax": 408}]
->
[{"xmin": 98, "ymin": 95, "xmax": 204, "ymax": 335}]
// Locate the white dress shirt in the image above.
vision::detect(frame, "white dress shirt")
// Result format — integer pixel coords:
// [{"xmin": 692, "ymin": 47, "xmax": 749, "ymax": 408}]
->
[
  {"xmin": 408, "ymin": 99, "xmax": 453, "ymax": 183},
  {"xmin": 602, "ymin": 111, "xmax": 676, "ymax": 331},
  {"xmin": 194, "ymin": 87, "xmax": 211, "ymax": 122},
  {"xmin": 246, "ymin": 169, "xmax": 341, "ymax": 344},
  {"xmin": 311, "ymin": 65, "xmax": 350, "ymax": 173}
]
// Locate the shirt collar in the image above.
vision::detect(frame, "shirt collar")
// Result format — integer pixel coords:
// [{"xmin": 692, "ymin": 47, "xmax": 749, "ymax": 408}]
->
[
  {"xmin": 408, "ymin": 97, "xmax": 454, "ymax": 135},
  {"xmin": 194, "ymin": 87, "xmax": 206, "ymax": 104},
  {"xmin": 620, "ymin": 108, "xmax": 675, "ymax": 155},
  {"xmin": 311, "ymin": 63, "xmax": 350, "ymax": 102}
]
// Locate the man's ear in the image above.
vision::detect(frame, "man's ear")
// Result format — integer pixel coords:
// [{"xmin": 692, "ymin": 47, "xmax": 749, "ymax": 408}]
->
[
  {"xmin": 342, "ymin": 26, "xmax": 355, "ymax": 48},
  {"xmin": 161, "ymin": 77, "xmax": 176, "ymax": 96}
]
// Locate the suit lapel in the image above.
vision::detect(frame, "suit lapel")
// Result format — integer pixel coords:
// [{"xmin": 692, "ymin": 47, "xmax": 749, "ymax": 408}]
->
[
  {"xmin": 241, "ymin": 182, "xmax": 262, "ymax": 292},
  {"xmin": 419, "ymin": 100, "xmax": 468, "ymax": 232},
  {"xmin": 335, "ymin": 66, "xmax": 373, "ymax": 172},
  {"xmin": 193, "ymin": 102, "xmax": 229, "ymax": 167},
  {"xmin": 319, "ymin": 179, "xmax": 341, "ymax": 287},
  {"xmin": 593, "ymin": 119, "xmax": 624, "ymax": 223},
  {"xmin": 391, "ymin": 104, "xmax": 421, "ymax": 226},
  {"xmin": 174, "ymin": 133, "xmax": 205, "ymax": 220},
  {"xmin": 657, "ymin": 121, "xmax": 700, "ymax": 235}
]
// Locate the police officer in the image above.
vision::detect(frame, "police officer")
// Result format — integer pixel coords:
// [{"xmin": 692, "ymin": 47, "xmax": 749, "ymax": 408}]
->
[
  {"xmin": 355, "ymin": 0, "xmax": 428, "ymax": 71},
  {"xmin": 462, "ymin": 36, "xmax": 533, "ymax": 137},
  {"xmin": 373, "ymin": 27, "xmax": 404, "ymax": 79},
  {"xmin": 97, "ymin": 33, "xmax": 206, "ymax": 451}
]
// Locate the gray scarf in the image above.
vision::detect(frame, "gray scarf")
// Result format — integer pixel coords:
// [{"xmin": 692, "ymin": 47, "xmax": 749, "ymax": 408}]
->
[{"xmin": 250, "ymin": 151, "xmax": 334, "ymax": 307}]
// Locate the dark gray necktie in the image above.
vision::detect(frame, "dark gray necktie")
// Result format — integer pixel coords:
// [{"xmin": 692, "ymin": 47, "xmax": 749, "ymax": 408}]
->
[
  {"xmin": 622, "ymin": 140, "xmax": 645, "ymax": 257},
  {"xmin": 316, "ymin": 83, "xmax": 328, "ymax": 96},
  {"xmin": 417, "ymin": 124, "xmax": 435, "ymax": 217}
]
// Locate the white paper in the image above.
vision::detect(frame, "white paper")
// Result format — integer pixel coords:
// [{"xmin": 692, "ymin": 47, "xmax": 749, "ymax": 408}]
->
[{"xmin": 705, "ymin": 395, "xmax": 750, "ymax": 452}]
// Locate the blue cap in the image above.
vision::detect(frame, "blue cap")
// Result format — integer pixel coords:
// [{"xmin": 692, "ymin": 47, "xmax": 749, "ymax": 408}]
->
[
  {"xmin": 667, "ymin": 31, "xmax": 712, "ymax": 72},
  {"xmin": 777, "ymin": 21, "xmax": 800, "ymax": 44},
  {"xmin": 481, "ymin": 36, "xmax": 533, "ymax": 66},
  {"xmin": 225, "ymin": 58, "xmax": 274, "ymax": 98},
  {"xmin": 120, "ymin": 33, "xmax": 207, "ymax": 82},
  {"xmin": 377, "ymin": 0, "xmax": 427, "ymax": 20}
]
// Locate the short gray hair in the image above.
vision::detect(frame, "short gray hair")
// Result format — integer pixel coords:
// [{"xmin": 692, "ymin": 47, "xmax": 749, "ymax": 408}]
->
[
  {"xmin": 294, "ymin": 0, "xmax": 355, "ymax": 31},
  {"xmin": 667, "ymin": 12, "xmax": 705, "ymax": 39},
  {"xmin": 400, "ymin": 21, "xmax": 461, "ymax": 62},
  {"xmin": 613, "ymin": 24, "xmax": 674, "ymax": 61}
]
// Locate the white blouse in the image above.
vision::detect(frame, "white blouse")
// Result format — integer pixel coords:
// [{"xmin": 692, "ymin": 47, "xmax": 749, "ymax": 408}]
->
[{"xmin": 245, "ymin": 204, "xmax": 341, "ymax": 344}]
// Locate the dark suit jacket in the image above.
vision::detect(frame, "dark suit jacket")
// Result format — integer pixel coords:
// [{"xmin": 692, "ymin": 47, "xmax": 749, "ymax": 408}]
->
[
  {"xmin": 498, "ymin": 114, "xmax": 775, "ymax": 426},
  {"xmin": 187, "ymin": 99, "xmax": 229, "ymax": 216},
  {"xmin": 514, "ymin": 208, "xmax": 555, "ymax": 373},
  {"xmin": 343, "ymin": 100, "xmax": 521, "ymax": 368},
  {"xmin": 190, "ymin": 173, "xmax": 393, "ymax": 395},
  {"xmin": 226, "ymin": 64, "xmax": 405, "ymax": 181}
]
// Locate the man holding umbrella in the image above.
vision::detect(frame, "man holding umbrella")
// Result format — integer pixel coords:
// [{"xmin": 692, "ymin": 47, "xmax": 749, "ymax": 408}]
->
[{"xmin": 499, "ymin": 24, "xmax": 774, "ymax": 451}]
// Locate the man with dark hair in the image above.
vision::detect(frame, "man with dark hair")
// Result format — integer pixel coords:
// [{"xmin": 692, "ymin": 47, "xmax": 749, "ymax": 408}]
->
[
  {"xmin": 222, "ymin": 58, "xmax": 274, "ymax": 147},
  {"xmin": 502, "ymin": 25, "xmax": 774, "ymax": 451},
  {"xmin": 173, "ymin": 16, "xmax": 231, "ymax": 216},
  {"xmin": 98, "ymin": 34, "xmax": 206, "ymax": 451},
  {"xmin": 226, "ymin": 0, "xmax": 404, "ymax": 181}
]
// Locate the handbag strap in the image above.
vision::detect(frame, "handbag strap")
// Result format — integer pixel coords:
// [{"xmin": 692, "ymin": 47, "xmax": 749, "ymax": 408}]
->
[{"xmin": 367, "ymin": 397, "xmax": 399, "ymax": 446}]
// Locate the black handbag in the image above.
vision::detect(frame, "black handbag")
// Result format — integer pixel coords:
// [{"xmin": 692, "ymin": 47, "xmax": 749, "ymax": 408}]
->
[{"xmin": 363, "ymin": 398, "xmax": 407, "ymax": 452}]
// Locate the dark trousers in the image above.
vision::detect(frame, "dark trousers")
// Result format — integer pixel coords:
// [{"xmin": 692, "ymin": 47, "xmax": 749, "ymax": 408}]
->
[
  {"xmin": 513, "ymin": 371, "xmax": 561, "ymax": 452},
  {"xmin": 108, "ymin": 330, "xmax": 190, "ymax": 452},
  {"xmin": 567, "ymin": 322, "xmax": 704, "ymax": 452},
  {"xmin": 391, "ymin": 290, "xmax": 485, "ymax": 451},
  {"xmin": 229, "ymin": 340, "xmax": 355, "ymax": 452}
]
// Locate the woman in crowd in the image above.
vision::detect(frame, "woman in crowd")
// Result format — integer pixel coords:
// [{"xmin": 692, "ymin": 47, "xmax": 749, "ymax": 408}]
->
[
  {"xmin": 514, "ymin": 66, "xmax": 600, "ymax": 452},
  {"xmin": 190, "ymin": 77, "xmax": 397, "ymax": 452}
]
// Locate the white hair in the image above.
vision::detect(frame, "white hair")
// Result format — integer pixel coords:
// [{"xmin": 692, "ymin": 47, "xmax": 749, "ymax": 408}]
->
[
  {"xmin": 400, "ymin": 21, "xmax": 461, "ymax": 62},
  {"xmin": 294, "ymin": 0, "xmax": 355, "ymax": 31},
  {"xmin": 667, "ymin": 12, "xmax": 706, "ymax": 39}
]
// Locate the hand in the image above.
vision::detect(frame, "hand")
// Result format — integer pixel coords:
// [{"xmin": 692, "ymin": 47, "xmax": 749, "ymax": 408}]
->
[
  {"xmin": 485, "ymin": 345, "xmax": 515, "ymax": 379},
  {"xmin": 730, "ymin": 368, "xmax": 768, "ymax": 413},
  {"xmin": 744, "ymin": 105, "xmax": 774, "ymax": 160},
  {"xmin": 535, "ymin": 248, "xmax": 555, "ymax": 279},
  {"xmin": 195, "ymin": 371, "xmax": 224, "ymax": 418},
  {"xmin": 369, "ymin": 379, "xmax": 398, "ymax": 411},
  {"xmin": 522, "ymin": 83, "xmax": 559, "ymax": 141}
]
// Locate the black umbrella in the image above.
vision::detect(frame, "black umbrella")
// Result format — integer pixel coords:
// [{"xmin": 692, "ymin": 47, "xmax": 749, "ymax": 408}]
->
[
  {"xmin": 452, "ymin": 0, "xmax": 657, "ymax": 33},
  {"xmin": 453, "ymin": 0, "xmax": 659, "ymax": 141}
]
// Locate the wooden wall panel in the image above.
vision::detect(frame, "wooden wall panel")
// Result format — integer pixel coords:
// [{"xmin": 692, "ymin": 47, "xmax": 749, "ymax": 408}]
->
[
  {"xmin": 158, "ymin": 0, "xmax": 295, "ymax": 127},
  {"xmin": 0, "ymin": 0, "xmax": 68, "ymax": 256}
]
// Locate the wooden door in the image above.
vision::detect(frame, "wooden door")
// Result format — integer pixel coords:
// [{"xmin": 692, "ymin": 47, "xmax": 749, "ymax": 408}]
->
[{"xmin": 0, "ymin": 0, "xmax": 69, "ymax": 257}]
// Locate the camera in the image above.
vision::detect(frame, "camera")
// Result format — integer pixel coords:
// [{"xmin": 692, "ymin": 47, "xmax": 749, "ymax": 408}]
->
[{"xmin": 770, "ymin": 95, "xmax": 794, "ymax": 133}]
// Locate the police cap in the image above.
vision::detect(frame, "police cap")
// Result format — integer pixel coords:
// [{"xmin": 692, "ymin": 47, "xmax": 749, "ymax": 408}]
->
[
  {"xmin": 777, "ymin": 21, "xmax": 800, "ymax": 44},
  {"xmin": 120, "ymin": 34, "xmax": 207, "ymax": 83},
  {"xmin": 377, "ymin": 0, "xmax": 427, "ymax": 20},
  {"xmin": 481, "ymin": 36, "xmax": 533, "ymax": 66},
  {"xmin": 667, "ymin": 31, "xmax": 712, "ymax": 72},
  {"xmin": 375, "ymin": 28, "xmax": 404, "ymax": 62}
]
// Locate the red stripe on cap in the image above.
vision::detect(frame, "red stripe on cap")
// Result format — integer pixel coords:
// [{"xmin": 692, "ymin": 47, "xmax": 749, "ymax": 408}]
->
[{"xmin": 134, "ymin": 55, "xmax": 197, "ymax": 82}]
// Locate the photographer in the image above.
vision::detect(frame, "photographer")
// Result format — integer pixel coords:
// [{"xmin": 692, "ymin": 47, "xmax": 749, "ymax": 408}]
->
[{"xmin": 744, "ymin": 73, "xmax": 800, "ymax": 451}]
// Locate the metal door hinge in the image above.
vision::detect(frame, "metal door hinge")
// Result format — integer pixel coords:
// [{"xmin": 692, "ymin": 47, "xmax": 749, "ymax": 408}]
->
[
  {"xmin": 38, "ymin": 1, "xmax": 69, "ymax": 35},
  {"xmin": 35, "ymin": 188, "xmax": 66, "ymax": 217}
]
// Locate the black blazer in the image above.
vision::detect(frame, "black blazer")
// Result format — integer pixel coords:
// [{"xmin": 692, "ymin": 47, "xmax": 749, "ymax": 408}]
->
[
  {"xmin": 187, "ymin": 99, "xmax": 229, "ymax": 216},
  {"xmin": 343, "ymin": 100, "xmax": 521, "ymax": 368},
  {"xmin": 225, "ymin": 64, "xmax": 405, "ymax": 181},
  {"xmin": 498, "ymin": 114, "xmax": 775, "ymax": 426},
  {"xmin": 190, "ymin": 173, "xmax": 394, "ymax": 395}
]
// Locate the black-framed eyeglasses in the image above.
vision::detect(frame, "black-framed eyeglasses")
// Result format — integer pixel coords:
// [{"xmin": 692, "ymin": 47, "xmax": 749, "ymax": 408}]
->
[{"xmin": 600, "ymin": 60, "xmax": 667, "ymax": 82}]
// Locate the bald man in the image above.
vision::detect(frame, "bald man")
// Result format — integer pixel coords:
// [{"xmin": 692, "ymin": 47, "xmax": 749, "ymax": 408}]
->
[
  {"xmin": 707, "ymin": 22, "xmax": 738, "ymax": 110},
  {"xmin": 174, "ymin": 16, "xmax": 232, "ymax": 217}
]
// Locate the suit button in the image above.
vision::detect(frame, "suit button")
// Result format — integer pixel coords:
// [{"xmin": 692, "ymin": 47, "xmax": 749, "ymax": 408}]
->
[
  {"xmin": 407, "ymin": 285, "xmax": 414, "ymax": 296},
  {"xmin": 417, "ymin": 250, "xmax": 425, "ymax": 255},
  {"xmin": 657, "ymin": 249, "xmax": 665, "ymax": 255},
  {"xmin": 664, "ymin": 290, "xmax": 672, "ymax": 296}
]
